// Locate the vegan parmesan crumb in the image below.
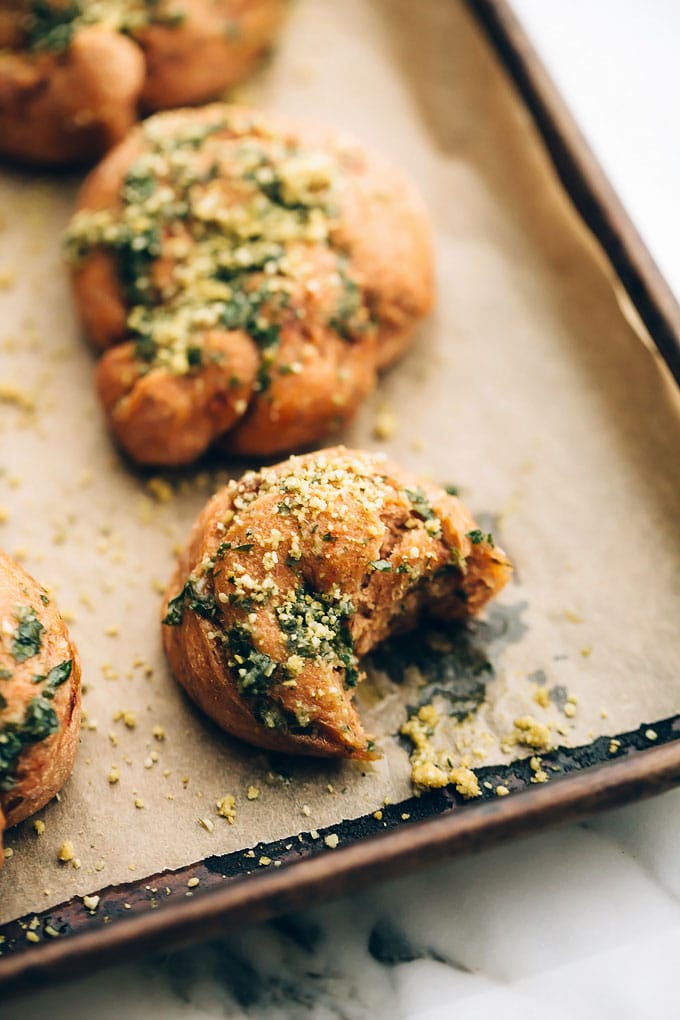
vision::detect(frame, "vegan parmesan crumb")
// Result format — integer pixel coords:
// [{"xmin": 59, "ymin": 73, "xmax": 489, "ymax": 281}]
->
[
  {"xmin": 645, "ymin": 729, "xmax": 658, "ymax": 741},
  {"xmin": 529, "ymin": 756, "xmax": 549, "ymax": 783},
  {"xmin": 449, "ymin": 766, "xmax": 481, "ymax": 799},
  {"xmin": 216, "ymin": 795, "xmax": 236, "ymax": 823},
  {"xmin": 198, "ymin": 816, "xmax": 215, "ymax": 833},
  {"xmin": 147, "ymin": 477, "xmax": 174, "ymax": 503},
  {"xmin": 513, "ymin": 715, "xmax": 552, "ymax": 750},
  {"xmin": 495, "ymin": 785, "xmax": 510, "ymax": 797},
  {"xmin": 187, "ymin": 877, "xmax": 199, "ymax": 888},
  {"xmin": 563, "ymin": 609, "xmax": 583, "ymax": 624},
  {"xmin": 83, "ymin": 895, "xmax": 100, "ymax": 912},
  {"xmin": 609, "ymin": 739, "xmax": 621, "ymax": 755},
  {"xmin": 57, "ymin": 841, "xmax": 75, "ymax": 863},
  {"xmin": 246, "ymin": 786, "xmax": 260, "ymax": 801},
  {"xmin": 532, "ymin": 686, "xmax": 550, "ymax": 709},
  {"xmin": 33, "ymin": 820, "xmax": 45, "ymax": 836},
  {"xmin": 372, "ymin": 404, "xmax": 397, "ymax": 441},
  {"xmin": 324, "ymin": 833, "xmax": 339, "ymax": 849}
]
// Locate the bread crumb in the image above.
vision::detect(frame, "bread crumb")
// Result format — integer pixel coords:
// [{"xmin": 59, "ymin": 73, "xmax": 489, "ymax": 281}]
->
[
  {"xmin": 495, "ymin": 785, "xmax": 510, "ymax": 797},
  {"xmin": 187, "ymin": 877, "xmax": 199, "ymax": 888},
  {"xmin": 246, "ymin": 786, "xmax": 260, "ymax": 801},
  {"xmin": 33, "ymin": 820, "xmax": 45, "ymax": 836},
  {"xmin": 83, "ymin": 895, "xmax": 100, "ymax": 912},
  {"xmin": 324, "ymin": 833, "xmax": 339, "ymax": 849}
]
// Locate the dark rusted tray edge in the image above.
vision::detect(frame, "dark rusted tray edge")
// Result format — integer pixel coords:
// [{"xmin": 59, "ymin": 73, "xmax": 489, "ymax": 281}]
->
[{"xmin": 3, "ymin": 0, "xmax": 680, "ymax": 996}]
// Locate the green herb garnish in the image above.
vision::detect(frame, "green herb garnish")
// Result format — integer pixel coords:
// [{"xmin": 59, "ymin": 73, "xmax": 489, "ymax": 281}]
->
[
  {"xmin": 32, "ymin": 659, "xmax": 73, "ymax": 698},
  {"xmin": 12, "ymin": 607, "xmax": 44, "ymax": 662},
  {"xmin": 0, "ymin": 696, "xmax": 59, "ymax": 792},
  {"xmin": 467, "ymin": 529, "xmax": 494, "ymax": 546},
  {"xmin": 163, "ymin": 580, "xmax": 220, "ymax": 626},
  {"xmin": 370, "ymin": 559, "xmax": 392, "ymax": 572}
]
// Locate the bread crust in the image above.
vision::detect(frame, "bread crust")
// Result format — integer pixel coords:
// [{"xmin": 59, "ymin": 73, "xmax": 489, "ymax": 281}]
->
[
  {"xmin": 161, "ymin": 447, "xmax": 512, "ymax": 759},
  {"xmin": 67, "ymin": 105, "xmax": 434, "ymax": 465},
  {"xmin": 0, "ymin": 551, "xmax": 81, "ymax": 868}
]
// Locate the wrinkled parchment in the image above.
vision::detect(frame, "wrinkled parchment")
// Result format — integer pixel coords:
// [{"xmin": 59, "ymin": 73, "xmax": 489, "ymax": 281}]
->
[{"xmin": 1, "ymin": 0, "xmax": 679, "ymax": 924}]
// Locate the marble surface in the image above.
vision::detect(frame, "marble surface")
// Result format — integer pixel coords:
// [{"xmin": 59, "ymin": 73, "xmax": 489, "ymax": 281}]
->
[{"xmin": 5, "ymin": 2, "xmax": 680, "ymax": 1017}]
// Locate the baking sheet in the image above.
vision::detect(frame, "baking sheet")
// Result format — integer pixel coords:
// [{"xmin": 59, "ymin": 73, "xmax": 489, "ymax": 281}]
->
[{"xmin": 1, "ymin": 0, "xmax": 679, "ymax": 926}]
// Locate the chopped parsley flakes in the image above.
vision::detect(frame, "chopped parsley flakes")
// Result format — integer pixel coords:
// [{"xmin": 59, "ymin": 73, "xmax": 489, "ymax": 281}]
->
[
  {"xmin": 276, "ymin": 585, "xmax": 359, "ymax": 688},
  {"xmin": 163, "ymin": 580, "xmax": 220, "ymax": 626},
  {"xmin": 12, "ymin": 606, "xmax": 44, "ymax": 662},
  {"xmin": 467, "ymin": 529, "xmax": 494, "ymax": 546},
  {"xmin": 0, "ymin": 696, "xmax": 60, "ymax": 791}
]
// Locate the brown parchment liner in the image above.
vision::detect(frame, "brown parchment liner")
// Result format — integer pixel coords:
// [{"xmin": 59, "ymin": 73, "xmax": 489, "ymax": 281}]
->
[{"xmin": 0, "ymin": 0, "xmax": 679, "ymax": 925}]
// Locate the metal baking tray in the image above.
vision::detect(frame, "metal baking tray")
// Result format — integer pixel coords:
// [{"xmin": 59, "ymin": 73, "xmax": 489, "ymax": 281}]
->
[{"xmin": 1, "ymin": 0, "xmax": 679, "ymax": 996}]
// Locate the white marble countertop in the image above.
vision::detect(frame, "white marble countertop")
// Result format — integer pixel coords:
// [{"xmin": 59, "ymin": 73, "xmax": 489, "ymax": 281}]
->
[{"xmin": 5, "ymin": 2, "xmax": 680, "ymax": 1016}]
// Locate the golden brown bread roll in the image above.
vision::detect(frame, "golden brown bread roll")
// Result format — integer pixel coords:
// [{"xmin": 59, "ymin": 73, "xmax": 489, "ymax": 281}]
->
[
  {"xmin": 0, "ymin": 0, "xmax": 287, "ymax": 166},
  {"xmin": 0, "ymin": 550, "xmax": 81, "ymax": 868},
  {"xmin": 65, "ymin": 105, "xmax": 435, "ymax": 466},
  {"xmin": 161, "ymin": 448, "xmax": 512, "ymax": 759}
]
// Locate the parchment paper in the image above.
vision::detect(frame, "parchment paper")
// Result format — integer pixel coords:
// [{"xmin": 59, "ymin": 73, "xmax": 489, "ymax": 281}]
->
[{"xmin": 1, "ymin": 0, "xmax": 679, "ymax": 925}]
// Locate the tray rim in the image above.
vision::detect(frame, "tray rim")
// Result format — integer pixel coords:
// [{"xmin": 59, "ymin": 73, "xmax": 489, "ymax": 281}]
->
[{"xmin": 2, "ymin": 0, "xmax": 680, "ymax": 996}]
